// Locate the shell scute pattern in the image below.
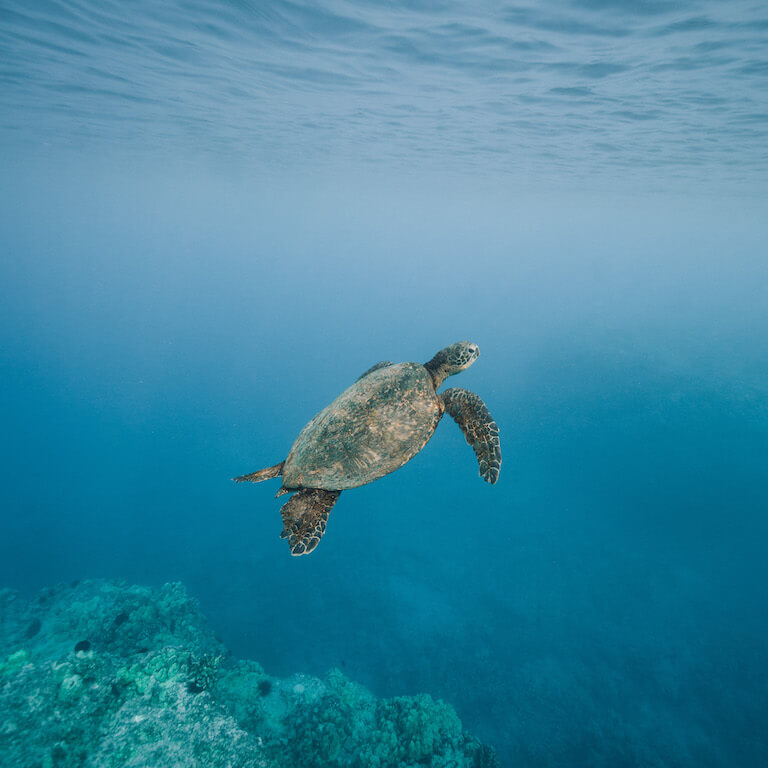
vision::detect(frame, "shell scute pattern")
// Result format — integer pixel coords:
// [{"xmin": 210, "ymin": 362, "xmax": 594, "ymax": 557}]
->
[{"xmin": 282, "ymin": 363, "xmax": 440, "ymax": 490}]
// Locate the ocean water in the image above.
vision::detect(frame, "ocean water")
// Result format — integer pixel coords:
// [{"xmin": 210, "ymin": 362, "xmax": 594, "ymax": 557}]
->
[{"xmin": 1, "ymin": 1, "xmax": 768, "ymax": 766}]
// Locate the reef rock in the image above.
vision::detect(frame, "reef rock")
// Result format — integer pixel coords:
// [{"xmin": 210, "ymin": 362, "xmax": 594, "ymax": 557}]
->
[{"xmin": 0, "ymin": 580, "xmax": 498, "ymax": 768}]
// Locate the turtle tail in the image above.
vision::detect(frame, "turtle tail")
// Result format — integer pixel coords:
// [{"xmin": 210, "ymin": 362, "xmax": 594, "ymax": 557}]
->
[{"xmin": 232, "ymin": 461, "xmax": 284, "ymax": 483}]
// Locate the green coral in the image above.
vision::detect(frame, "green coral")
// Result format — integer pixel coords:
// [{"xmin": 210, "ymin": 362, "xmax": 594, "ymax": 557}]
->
[
  {"xmin": 0, "ymin": 580, "xmax": 498, "ymax": 768},
  {"xmin": 57, "ymin": 672, "xmax": 84, "ymax": 703},
  {"xmin": 374, "ymin": 694, "xmax": 459, "ymax": 761},
  {"xmin": 237, "ymin": 667, "xmax": 495, "ymax": 768},
  {"xmin": 0, "ymin": 648, "xmax": 29, "ymax": 676},
  {"xmin": 216, "ymin": 659, "xmax": 283, "ymax": 735},
  {"xmin": 116, "ymin": 648, "xmax": 221, "ymax": 702}
]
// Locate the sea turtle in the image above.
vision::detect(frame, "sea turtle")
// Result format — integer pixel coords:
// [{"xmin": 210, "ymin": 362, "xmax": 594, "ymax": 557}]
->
[{"xmin": 234, "ymin": 341, "xmax": 501, "ymax": 556}]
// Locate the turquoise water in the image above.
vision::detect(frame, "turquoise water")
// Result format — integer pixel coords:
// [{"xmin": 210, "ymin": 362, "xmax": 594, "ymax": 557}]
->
[{"xmin": 2, "ymin": 1, "xmax": 768, "ymax": 765}]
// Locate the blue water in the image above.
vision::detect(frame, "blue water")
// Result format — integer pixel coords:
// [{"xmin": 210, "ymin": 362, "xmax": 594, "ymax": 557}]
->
[{"xmin": 2, "ymin": 1, "xmax": 768, "ymax": 765}]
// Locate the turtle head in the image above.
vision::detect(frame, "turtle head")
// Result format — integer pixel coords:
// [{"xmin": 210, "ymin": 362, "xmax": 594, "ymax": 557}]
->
[{"xmin": 425, "ymin": 341, "xmax": 480, "ymax": 388}]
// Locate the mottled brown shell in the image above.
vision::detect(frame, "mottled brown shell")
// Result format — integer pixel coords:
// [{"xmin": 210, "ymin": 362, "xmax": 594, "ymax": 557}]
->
[{"xmin": 282, "ymin": 362, "xmax": 441, "ymax": 490}]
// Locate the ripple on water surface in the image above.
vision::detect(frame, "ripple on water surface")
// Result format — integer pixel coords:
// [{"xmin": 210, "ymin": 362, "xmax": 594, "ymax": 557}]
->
[{"xmin": 1, "ymin": 1, "xmax": 766, "ymax": 184}]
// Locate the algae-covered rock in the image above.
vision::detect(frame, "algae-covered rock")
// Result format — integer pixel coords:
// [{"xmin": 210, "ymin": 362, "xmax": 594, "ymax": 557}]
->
[{"xmin": 0, "ymin": 580, "xmax": 498, "ymax": 768}]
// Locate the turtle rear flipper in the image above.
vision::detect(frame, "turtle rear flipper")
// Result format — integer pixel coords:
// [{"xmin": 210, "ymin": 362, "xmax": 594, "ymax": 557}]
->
[
  {"xmin": 441, "ymin": 388, "xmax": 501, "ymax": 484},
  {"xmin": 233, "ymin": 461, "xmax": 284, "ymax": 483},
  {"xmin": 280, "ymin": 489, "xmax": 340, "ymax": 556}
]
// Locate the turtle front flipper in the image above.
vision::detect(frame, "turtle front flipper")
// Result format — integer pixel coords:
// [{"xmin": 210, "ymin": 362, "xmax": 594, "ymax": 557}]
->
[
  {"xmin": 280, "ymin": 489, "xmax": 340, "ymax": 556},
  {"xmin": 356, "ymin": 361, "xmax": 394, "ymax": 381},
  {"xmin": 441, "ymin": 388, "xmax": 501, "ymax": 484}
]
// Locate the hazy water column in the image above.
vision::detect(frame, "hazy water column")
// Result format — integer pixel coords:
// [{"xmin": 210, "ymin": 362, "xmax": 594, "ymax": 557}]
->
[{"xmin": 2, "ymin": 165, "xmax": 768, "ymax": 765}]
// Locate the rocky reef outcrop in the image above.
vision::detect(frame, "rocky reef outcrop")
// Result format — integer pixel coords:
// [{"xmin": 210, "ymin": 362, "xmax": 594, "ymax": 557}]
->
[{"xmin": 0, "ymin": 580, "xmax": 498, "ymax": 767}]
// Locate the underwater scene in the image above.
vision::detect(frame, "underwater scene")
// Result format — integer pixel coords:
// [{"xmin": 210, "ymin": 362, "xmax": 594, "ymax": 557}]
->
[{"xmin": 1, "ymin": 1, "xmax": 767, "ymax": 766}]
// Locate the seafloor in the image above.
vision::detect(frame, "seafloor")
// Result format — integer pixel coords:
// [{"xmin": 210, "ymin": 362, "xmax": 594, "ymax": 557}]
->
[{"xmin": 0, "ymin": 580, "xmax": 498, "ymax": 767}]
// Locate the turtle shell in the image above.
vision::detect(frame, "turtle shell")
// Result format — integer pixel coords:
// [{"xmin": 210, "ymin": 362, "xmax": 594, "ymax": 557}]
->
[{"xmin": 282, "ymin": 362, "xmax": 441, "ymax": 490}]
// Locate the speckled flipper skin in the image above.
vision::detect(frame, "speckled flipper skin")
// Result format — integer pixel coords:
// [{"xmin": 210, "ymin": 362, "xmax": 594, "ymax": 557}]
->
[
  {"xmin": 279, "ymin": 489, "xmax": 340, "ymax": 556},
  {"xmin": 440, "ymin": 388, "xmax": 501, "ymax": 484}
]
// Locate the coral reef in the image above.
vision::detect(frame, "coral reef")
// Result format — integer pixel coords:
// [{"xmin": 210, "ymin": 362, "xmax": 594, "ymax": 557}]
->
[{"xmin": 0, "ymin": 580, "xmax": 498, "ymax": 767}]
